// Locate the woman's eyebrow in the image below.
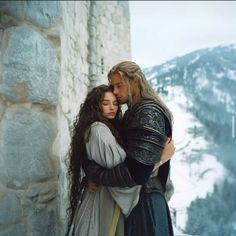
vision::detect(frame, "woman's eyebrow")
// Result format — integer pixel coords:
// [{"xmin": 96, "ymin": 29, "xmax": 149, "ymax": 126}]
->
[{"xmin": 102, "ymin": 99, "xmax": 117, "ymax": 102}]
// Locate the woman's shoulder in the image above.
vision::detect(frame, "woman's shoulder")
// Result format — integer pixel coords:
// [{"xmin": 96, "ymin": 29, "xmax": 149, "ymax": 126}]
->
[
  {"xmin": 90, "ymin": 121, "xmax": 109, "ymax": 129},
  {"xmin": 87, "ymin": 121, "xmax": 118, "ymax": 146},
  {"xmin": 89, "ymin": 121, "xmax": 111, "ymax": 136}
]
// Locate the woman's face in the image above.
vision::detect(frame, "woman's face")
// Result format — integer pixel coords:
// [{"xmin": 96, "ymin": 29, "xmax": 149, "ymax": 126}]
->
[{"xmin": 100, "ymin": 91, "xmax": 118, "ymax": 120}]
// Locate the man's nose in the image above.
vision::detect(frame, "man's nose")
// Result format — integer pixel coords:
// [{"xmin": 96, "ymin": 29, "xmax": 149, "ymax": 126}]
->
[{"xmin": 113, "ymin": 87, "xmax": 118, "ymax": 95}]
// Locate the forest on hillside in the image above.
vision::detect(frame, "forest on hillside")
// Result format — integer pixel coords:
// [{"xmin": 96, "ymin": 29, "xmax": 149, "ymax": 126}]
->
[{"xmin": 184, "ymin": 122, "xmax": 236, "ymax": 236}]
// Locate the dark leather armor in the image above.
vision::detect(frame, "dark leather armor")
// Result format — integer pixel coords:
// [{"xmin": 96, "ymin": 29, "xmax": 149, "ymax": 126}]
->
[{"xmin": 122, "ymin": 99, "xmax": 172, "ymax": 165}]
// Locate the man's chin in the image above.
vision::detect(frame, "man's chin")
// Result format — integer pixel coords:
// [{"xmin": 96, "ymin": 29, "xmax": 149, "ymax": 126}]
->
[{"xmin": 117, "ymin": 99, "xmax": 125, "ymax": 104}]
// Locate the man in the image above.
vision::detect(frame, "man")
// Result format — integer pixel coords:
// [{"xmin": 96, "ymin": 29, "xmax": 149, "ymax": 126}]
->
[{"xmin": 85, "ymin": 61, "xmax": 175, "ymax": 236}]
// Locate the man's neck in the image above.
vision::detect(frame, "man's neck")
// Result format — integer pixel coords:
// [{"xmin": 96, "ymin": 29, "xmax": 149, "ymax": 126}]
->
[{"xmin": 129, "ymin": 94, "xmax": 142, "ymax": 108}]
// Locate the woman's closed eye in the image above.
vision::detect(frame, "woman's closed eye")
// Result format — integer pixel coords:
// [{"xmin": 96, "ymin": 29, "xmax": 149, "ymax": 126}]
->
[{"xmin": 102, "ymin": 101, "xmax": 118, "ymax": 106}]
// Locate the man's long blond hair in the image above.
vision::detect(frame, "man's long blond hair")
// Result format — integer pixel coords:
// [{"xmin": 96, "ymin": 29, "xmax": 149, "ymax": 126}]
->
[{"xmin": 108, "ymin": 61, "xmax": 173, "ymax": 122}]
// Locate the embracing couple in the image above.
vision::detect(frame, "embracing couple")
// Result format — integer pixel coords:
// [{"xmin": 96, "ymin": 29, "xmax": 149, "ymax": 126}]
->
[{"xmin": 66, "ymin": 61, "xmax": 176, "ymax": 236}]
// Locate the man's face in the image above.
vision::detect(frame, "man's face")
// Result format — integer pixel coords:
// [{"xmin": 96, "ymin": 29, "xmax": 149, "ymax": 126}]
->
[{"xmin": 110, "ymin": 73, "xmax": 129, "ymax": 104}]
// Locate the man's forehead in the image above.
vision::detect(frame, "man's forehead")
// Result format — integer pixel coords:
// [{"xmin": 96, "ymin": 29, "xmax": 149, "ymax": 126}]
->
[
  {"xmin": 110, "ymin": 73, "xmax": 123, "ymax": 84},
  {"xmin": 112, "ymin": 81, "xmax": 124, "ymax": 86}
]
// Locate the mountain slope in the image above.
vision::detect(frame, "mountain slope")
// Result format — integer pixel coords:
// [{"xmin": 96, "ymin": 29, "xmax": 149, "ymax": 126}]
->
[
  {"xmin": 143, "ymin": 44, "xmax": 236, "ymax": 234},
  {"xmin": 144, "ymin": 44, "xmax": 236, "ymax": 140}
]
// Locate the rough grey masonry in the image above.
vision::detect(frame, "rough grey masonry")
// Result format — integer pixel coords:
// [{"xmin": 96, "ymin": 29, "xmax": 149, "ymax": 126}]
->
[
  {"xmin": 0, "ymin": 109, "xmax": 57, "ymax": 188},
  {"xmin": 1, "ymin": 26, "xmax": 60, "ymax": 104},
  {"xmin": 0, "ymin": 1, "xmax": 131, "ymax": 235},
  {"xmin": 0, "ymin": 1, "xmax": 62, "ymax": 28}
]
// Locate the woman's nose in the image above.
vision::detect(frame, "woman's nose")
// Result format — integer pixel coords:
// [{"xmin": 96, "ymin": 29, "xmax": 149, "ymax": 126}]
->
[{"xmin": 109, "ymin": 103, "xmax": 115, "ymax": 110}]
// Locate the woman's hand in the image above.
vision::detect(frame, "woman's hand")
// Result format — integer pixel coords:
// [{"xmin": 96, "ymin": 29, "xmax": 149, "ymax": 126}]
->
[
  {"xmin": 87, "ymin": 180, "xmax": 98, "ymax": 192},
  {"xmin": 154, "ymin": 138, "xmax": 175, "ymax": 170}
]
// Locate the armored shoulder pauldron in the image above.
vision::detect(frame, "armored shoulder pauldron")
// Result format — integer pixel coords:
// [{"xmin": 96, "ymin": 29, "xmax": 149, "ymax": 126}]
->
[{"xmin": 123, "ymin": 99, "xmax": 172, "ymax": 165}]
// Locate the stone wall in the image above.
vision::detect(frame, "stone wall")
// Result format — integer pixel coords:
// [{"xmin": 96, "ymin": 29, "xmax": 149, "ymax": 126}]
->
[{"xmin": 0, "ymin": 1, "xmax": 131, "ymax": 235}]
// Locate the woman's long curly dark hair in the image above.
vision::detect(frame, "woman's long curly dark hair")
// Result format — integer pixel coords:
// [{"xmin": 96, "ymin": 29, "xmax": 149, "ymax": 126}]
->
[{"xmin": 66, "ymin": 84, "xmax": 122, "ymax": 235}]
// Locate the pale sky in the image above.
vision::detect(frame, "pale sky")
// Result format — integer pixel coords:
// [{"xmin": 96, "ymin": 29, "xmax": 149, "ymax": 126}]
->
[{"xmin": 129, "ymin": 1, "xmax": 236, "ymax": 68}]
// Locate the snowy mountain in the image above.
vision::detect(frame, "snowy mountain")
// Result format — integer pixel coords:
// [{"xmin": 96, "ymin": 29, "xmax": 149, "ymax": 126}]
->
[
  {"xmin": 166, "ymin": 95, "xmax": 225, "ymax": 233},
  {"xmin": 144, "ymin": 44, "xmax": 236, "ymax": 133},
  {"xmin": 143, "ymin": 44, "xmax": 236, "ymax": 235}
]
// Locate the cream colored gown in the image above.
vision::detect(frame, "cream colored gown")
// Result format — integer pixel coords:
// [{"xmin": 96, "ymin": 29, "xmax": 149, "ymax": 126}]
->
[{"xmin": 69, "ymin": 122, "xmax": 141, "ymax": 236}]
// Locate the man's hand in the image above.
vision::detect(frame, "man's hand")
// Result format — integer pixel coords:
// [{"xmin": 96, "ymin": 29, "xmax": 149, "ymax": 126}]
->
[{"xmin": 154, "ymin": 138, "xmax": 175, "ymax": 170}]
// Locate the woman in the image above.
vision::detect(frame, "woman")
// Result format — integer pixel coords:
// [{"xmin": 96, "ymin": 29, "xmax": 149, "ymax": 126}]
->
[{"xmin": 66, "ymin": 85, "xmax": 141, "ymax": 236}]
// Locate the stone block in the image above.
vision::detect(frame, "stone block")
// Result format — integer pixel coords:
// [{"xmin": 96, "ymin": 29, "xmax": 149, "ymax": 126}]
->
[
  {"xmin": 26, "ymin": 180, "xmax": 57, "ymax": 203},
  {"xmin": 1, "ymin": 26, "xmax": 59, "ymax": 105},
  {"xmin": 0, "ymin": 223, "xmax": 27, "ymax": 236},
  {"xmin": 28, "ymin": 205, "xmax": 56, "ymax": 236},
  {"xmin": 0, "ymin": 1, "xmax": 62, "ymax": 28},
  {"xmin": 0, "ymin": 97, "xmax": 5, "ymax": 120},
  {"xmin": 0, "ymin": 109, "xmax": 57, "ymax": 188},
  {"xmin": 26, "ymin": 1, "xmax": 62, "ymax": 28},
  {"xmin": 0, "ymin": 184, "xmax": 23, "ymax": 225},
  {"xmin": 0, "ymin": 1, "xmax": 25, "ymax": 20}
]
